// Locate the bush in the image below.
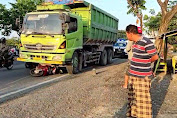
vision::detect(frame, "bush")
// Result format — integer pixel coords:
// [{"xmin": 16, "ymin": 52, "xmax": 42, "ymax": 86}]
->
[
  {"xmin": 6, "ymin": 38, "xmax": 20, "ymax": 48},
  {"xmin": 173, "ymin": 44, "xmax": 177, "ymax": 52}
]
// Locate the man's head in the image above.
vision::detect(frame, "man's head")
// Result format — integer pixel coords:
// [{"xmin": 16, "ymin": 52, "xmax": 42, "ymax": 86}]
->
[
  {"xmin": 0, "ymin": 37, "xmax": 6, "ymax": 44},
  {"xmin": 126, "ymin": 24, "xmax": 142, "ymax": 41}
]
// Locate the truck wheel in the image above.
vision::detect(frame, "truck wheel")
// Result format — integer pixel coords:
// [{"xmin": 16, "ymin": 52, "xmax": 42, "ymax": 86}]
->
[
  {"xmin": 100, "ymin": 49, "xmax": 107, "ymax": 66},
  {"xmin": 66, "ymin": 52, "xmax": 79, "ymax": 74},
  {"xmin": 107, "ymin": 49, "xmax": 113, "ymax": 64}
]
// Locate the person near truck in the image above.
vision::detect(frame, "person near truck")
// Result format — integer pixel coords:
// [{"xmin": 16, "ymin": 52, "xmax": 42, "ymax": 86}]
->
[
  {"xmin": 122, "ymin": 40, "xmax": 134, "ymax": 88},
  {"xmin": 125, "ymin": 24, "xmax": 158, "ymax": 118},
  {"xmin": 0, "ymin": 37, "xmax": 9, "ymax": 58}
]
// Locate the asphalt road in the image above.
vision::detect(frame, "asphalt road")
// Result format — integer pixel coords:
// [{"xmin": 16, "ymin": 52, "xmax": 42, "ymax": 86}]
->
[
  {"xmin": 0, "ymin": 58, "xmax": 127, "ymax": 97},
  {"xmin": 0, "ymin": 61, "xmax": 67, "ymax": 96},
  {"xmin": 0, "ymin": 61, "xmax": 29, "ymax": 88}
]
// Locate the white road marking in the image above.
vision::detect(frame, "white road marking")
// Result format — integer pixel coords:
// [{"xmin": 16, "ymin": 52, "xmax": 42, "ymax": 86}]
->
[{"xmin": 0, "ymin": 76, "xmax": 31, "ymax": 91}]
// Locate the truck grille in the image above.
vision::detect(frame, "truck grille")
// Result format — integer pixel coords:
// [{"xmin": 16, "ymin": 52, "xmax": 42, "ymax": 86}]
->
[{"xmin": 24, "ymin": 44, "xmax": 56, "ymax": 51}]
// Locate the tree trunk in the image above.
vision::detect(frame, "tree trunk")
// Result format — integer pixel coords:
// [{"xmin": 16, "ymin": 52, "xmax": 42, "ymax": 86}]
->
[
  {"xmin": 139, "ymin": 15, "xmax": 143, "ymax": 30},
  {"xmin": 155, "ymin": 17, "xmax": 170, "ymax": 53}
]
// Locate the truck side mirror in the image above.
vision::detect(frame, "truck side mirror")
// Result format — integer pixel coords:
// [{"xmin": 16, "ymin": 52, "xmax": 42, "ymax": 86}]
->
[{"xmin": 63, "ymin": 14, "xmax": 70, "ymax": 23}]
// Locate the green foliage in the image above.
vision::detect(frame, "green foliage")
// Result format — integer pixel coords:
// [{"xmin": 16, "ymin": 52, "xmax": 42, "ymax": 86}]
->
[
  {"xmin": 144, "ymin": 10, "xmax": 177, "ymax": 36},
  {"xmin": 9, "ymin": 0, "xmax": 43, "ymax": 31},
  {"xmin": 118, "ymin": 30, "xmax": 127, "ymax": 39},
  {"xmin": 168, "ymin": 36, "xmax": 177, "ymax": 45},
  {"xmin": 173, "ymin": 44, "xmax": 177, "ymax": 52},
  {"xmin": 0, "ymin": 0, "xmax": 43, "ymax": 35},
  {"xmin": 167, "ymin": 1, "xmax": 177, "ymax": 11},
  {"xmin": 127, "ymin": 0, "xmax": 146, "ymax": 16},
  {"xmin": 0, "ymin": 4, "xmax": 12, "ymax": 36},
  {"xmin": 144, "ymin": 12, "xmax": 161, "ymax": 34},
  {"xmin": 168, "ymin": 14, "xmax": 177, "ymax": 31},
  {"xmin": 6, "ymin": 38, "xmax": 20, "ymax": 48},
  {"xmin": 149, "ymin": 9, "xmax": 155, "ymax": 15}
]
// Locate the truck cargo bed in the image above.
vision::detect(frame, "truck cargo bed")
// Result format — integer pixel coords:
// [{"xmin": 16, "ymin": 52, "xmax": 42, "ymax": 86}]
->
[{"xmin": 68, "ymin": 1, "xmax": 119, "ymax": 45}]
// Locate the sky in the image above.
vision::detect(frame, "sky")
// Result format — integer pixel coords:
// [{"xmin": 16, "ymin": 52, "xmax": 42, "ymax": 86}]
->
[{"xmin": 1, "ymin": 0, "xmax": 161, "ymax": 30}]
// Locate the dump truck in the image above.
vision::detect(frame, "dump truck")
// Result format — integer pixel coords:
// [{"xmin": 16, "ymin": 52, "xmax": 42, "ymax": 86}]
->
[{"xmin": 17, "ymin": 0, "xmax": 119, "ymax": 74}]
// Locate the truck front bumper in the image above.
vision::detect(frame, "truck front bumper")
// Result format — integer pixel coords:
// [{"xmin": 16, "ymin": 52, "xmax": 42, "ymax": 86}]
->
[
  {"xmin": 17, "ymin": 57, "xmax": 64, "ymax": 65},
  {"xmin": 17, "ymin": 51, "xmax": 68, "ymax": 65}
]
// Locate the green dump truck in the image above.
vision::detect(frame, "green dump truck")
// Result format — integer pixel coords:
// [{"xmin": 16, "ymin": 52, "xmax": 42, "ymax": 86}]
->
[{"xmin": 17, "ymin": 0, "xmax": 119, "ymax": 74}]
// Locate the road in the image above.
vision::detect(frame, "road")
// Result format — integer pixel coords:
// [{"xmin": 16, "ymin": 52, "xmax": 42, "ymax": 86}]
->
[
  {"xmin": 0, "ymin": 58, "xmax": 129, "ymax": 118},
  {"xmin": 0, "ymin": 58, "xmax": 127, "ymax": 97},
  {"xmin": 0, "ymin": 61, "xmax": 68, "ymax": 96}
]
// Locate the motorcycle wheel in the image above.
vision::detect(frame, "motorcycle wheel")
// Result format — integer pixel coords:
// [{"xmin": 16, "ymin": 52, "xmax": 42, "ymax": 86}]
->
[
  {"xmin": 30, "ymin": 68, "xmax": 44, "ymax": 77},
  {"xmin": 6, "ymin": 62, "xmax": 13, "ymax": 70}
]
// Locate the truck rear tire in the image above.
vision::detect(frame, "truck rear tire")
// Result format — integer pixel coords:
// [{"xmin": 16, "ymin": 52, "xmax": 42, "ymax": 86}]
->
[
  {"xmin": 100, "ymin": 49, "xmax": 107, "ymax": 66},
  {"xmin": 107, "ymin": 49, "xmax": 113, "ymax": 64},
  {"xmin": 66, "ymin": 52, "xmax": 79, "ymax": 74}
]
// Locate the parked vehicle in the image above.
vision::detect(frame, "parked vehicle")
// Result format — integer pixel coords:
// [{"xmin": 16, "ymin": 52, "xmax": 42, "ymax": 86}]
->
[
  {"xmin": 17, "ymin": 0, "xmax": 119, "ymax": 76},
  {"xmin": 113, "ymin": 39, "xmax": 128, "ymax": 57}
]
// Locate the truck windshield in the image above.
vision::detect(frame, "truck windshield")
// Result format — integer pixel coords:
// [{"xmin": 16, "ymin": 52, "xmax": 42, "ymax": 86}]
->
[
  {"xmin": 114, "ymin": 43, "xmax": 126, "ymax": 47},
  {"xmin": 22, "ymin": 14, "xmax": 63, "ymax": 35}
]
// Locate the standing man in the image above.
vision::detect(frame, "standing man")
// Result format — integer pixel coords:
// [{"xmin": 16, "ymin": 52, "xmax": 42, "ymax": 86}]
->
[
  {"xmin": 125, "ymin": 25, "xmax": 158, "ymax": 118},
  {"xmin": 123, "ymin": 40, "xmax": 133, "ymax": 88}
]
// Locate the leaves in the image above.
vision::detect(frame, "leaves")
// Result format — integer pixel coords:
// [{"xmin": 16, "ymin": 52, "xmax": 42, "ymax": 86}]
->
[
  {"xmin": 118, "ymin": 30, "xmax": 126, "ymax": 39},
  {"xmin": 0, "ymin": 0, "xmax": 43, "ymax": 36},
  {"xmin": 127, "ymin": 0, "xmax": 146, "ymax": 29}
]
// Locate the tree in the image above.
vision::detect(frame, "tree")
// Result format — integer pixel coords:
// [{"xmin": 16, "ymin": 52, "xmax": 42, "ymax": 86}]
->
[
  {"xmin": 143, "ymin": 12, "xmax": 161, "ymax": 37},
  {"xmin": 9, "ymin": 0, "xmax": 43, "ymax": 31},
  {"xmin": 155, "ymin": 0, "xmax": 177, "ymax": 52},
  {"xmin": 168, "ymin": 13, "xmax": 177, "ymax": 31},
  {"xmin": 127, "ymin": 0, "xmax": 146, "ymax": 29},
  {"xmin": 118, "ymin": 30, "xmax": 127, "ymax": 39},
  {"xmin": 0, "ymin": 4, "xmax": 12, "ymax": 36},
  {"xmin": 6, "ymin": 38, "xmax": 20, "ymax": 47}
]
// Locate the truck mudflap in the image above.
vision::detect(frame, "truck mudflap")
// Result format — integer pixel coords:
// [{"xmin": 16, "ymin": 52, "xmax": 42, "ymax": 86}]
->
[{"xmin": 17, "ymin": 58, "xmax": 64, "ymax": 65}]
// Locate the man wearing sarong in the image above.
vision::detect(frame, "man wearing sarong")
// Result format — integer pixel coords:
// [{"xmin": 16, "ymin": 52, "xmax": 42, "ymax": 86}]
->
[{"xmin": 125, "ymin": 25, "xmax": 159, "ymax": 118}]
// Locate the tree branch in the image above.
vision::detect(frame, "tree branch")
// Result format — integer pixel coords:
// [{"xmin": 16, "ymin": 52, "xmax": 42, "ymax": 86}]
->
[
  {"xmin": 127, "ymin": 0, "xmax": 141, "ymax": 18},
  {"xmin": 127, "ymin": 0, "xmax": 136, "ymax": 10},
  {"xmin": 164, "ymin": 0, "xmax": 169, "ymax": 6},
  {"xmin": 157, "ymin": 0, "xmax": 167, "ymax": 15},
  {"xmin": 157, "ymin": 0, "xmax": 163, "ymax": 7},
  {"xmin": 166, "ymin": 3, "xmax": 177, "ymax": 21}
]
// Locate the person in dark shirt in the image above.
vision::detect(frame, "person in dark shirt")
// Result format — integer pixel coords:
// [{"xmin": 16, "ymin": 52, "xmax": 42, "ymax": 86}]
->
[
  {"xmin": 0, "ymin": 37, "xmax": 9, "ymax": 59},
  {"xmin": 125, "ymin": 25, "xmax": 158, "ymax": 118}
]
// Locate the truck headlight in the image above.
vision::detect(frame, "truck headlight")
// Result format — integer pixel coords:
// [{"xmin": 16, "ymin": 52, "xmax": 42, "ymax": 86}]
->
[
  {"xmin": 52, "ymin": 56, "xmax": 62, "ymax": 61},
  {"xmin": 20, "ymin": 53, "xmax": 26, "ymax": 58}
]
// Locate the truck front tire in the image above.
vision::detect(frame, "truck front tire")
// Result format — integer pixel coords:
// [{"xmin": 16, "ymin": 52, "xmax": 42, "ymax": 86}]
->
[
  {"xmin": 100, "ymin": 49, "xmax": 107, "ymax": 66},
  {"xmin": 66, "ymin": 52, "xmax": 79, "ymax": 74}
]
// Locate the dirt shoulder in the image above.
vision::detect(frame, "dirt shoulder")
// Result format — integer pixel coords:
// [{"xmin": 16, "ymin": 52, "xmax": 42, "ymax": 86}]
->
[
  {"xmin": 156, "ymin": 74, "xmax": 177, "ymax": 118},
  {"xmin": 0, "ymin": 59, "xmax": 128, "ymax": 118},
  {"xmin": 0, "ymin": 58, "xmax": 176, "ymax": 118}
]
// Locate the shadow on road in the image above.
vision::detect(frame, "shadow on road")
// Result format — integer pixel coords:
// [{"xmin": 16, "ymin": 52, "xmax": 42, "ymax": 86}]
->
[
  {"xmin": 81, "ymin": 58, "xmax": 128, "ymax": 73},
  {"xmin": 113, "ymin": 74, "xmax": 172, "ymax": 118},
  {"xmin": 151, "ymin": 74, "xmax": 172, "ymax": 118}
]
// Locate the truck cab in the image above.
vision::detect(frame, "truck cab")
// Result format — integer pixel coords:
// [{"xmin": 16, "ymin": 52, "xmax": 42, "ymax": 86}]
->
[{"xmin": 18, "ymin": 5, "xmax": 83, "ymax": 65}]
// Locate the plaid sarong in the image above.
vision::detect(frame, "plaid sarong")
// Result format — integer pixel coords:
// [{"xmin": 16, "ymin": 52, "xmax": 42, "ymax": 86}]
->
[{"xmin": 127, "ymin": 76, "xmax": 152, "ymax": 118}]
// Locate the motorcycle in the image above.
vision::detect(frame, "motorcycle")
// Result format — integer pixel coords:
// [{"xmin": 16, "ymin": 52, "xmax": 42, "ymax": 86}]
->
[
  {"xmin": 30, "ymin": 63, "xmax": 57, "ymax": 77},
  {"xmin": 0, "ymin": 51, "xmax": 14, "ymax": 70}
]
